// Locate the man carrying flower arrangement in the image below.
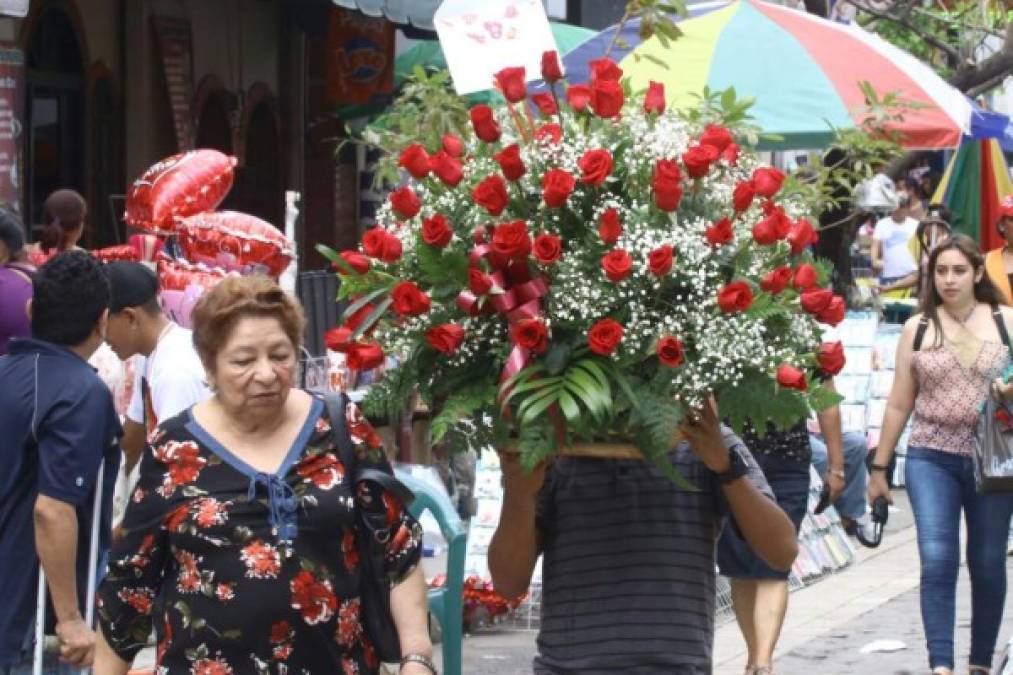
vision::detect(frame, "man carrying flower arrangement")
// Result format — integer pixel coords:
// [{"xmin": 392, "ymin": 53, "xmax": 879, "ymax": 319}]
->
[
  {"xmin": 320, "ymin": 51, "xmax": 852, "ymax": 672},
  {"xmin": 489, "ymin": 400, "xmax": 798, "ymax": 674}
]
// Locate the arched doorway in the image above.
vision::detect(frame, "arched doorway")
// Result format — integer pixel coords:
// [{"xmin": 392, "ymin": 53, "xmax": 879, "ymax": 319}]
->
[
  {"xmin": 225, "ymin": 98, "xmax": 283, "ymax": 227},
  {"xmin": 25, "ymin": 4, "xmax": 85, "ymax": 236},
  {"xmin": 195, "ymin": 91, "xmax": 233, "ymax": 155}
]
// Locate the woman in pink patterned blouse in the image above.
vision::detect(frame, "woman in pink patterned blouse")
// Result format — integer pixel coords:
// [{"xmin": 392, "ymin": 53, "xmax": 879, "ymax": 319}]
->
[{"xmin": 869, "ymin": 235, "xmax": 1013, "ymax": 675}]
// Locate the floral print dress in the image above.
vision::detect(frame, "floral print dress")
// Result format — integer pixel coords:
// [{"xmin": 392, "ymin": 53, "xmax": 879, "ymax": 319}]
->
[{"xmin": 97, "ymin": 397, "xmax": 422, "ymax": 675}]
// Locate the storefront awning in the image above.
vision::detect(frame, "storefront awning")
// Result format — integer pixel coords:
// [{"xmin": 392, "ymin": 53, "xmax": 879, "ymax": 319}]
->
[{"xmin": 330, "ymin": 0, "xmax": 441, "ymax": 30}]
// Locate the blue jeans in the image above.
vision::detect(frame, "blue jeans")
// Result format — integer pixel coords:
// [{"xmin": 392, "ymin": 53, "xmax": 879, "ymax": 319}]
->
[
  {"xmin": 906, "ymin": 446, "xmax": 1013, "ymax": 670},
  {"xmin": 810, "ymin": 431, "xmax": 869, "ymax": 519}
]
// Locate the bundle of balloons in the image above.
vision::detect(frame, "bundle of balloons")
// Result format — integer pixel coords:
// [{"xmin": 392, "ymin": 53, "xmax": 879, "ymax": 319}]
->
[{"xmin": 113, "ymin": 149, "xmax": 294, "ymax": 327}]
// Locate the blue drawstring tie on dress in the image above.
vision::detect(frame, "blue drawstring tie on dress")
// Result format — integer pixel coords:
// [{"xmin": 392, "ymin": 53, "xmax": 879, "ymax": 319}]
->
[{"xmin": 248, "ymin": 472, "xmax": 299, "ymax": 542}]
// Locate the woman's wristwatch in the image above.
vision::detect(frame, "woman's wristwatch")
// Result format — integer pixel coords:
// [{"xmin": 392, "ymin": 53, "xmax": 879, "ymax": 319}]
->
[
  {"xmin": 400, "ymin": 653, "xmax": 438, "ymax": 674},
  {"xmin": 870, "ymin": 462, "xmax": 890, "ymax": 473}
]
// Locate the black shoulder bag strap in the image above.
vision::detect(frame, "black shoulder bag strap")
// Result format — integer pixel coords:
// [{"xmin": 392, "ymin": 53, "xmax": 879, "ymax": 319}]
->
[
  {"xmin": 323, "ymin": 393, "xmax": 414, "ymax": 663},
  {"xmin": 992, "ymin": 305, "xmax": 1013, "ymax": 353},
  {"xmin": 913, "ymin": 316, "xmax": 930, "ymax": 352}
]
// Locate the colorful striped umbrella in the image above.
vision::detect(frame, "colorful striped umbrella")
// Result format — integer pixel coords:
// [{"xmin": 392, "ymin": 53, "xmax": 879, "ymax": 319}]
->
[
  {"xmin": 932, "ymin": 138, "xmax": 1013, "ymax": 250},
  {"xmin": 561, "ymin": 0, "xmax": 1005, "ymax": 150}
]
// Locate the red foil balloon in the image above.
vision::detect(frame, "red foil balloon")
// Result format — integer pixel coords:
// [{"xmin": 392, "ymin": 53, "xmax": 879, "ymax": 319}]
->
[
  {"xmin": 177, "ymin": 211, "xmax": 294, "ymax": 278},
  {"xmin": 156, "ymin": 256, "xmax": 230, "ymax": 292},
  {"xmin": 125, "ymin": 150, "xmax": 237, "ymax": 234},
  {"xmin": 92, "ymin": 245, "xmax": 140, "ymax": 263}
]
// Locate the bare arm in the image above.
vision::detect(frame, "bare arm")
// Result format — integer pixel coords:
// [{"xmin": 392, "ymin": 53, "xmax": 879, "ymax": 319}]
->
[
  {"xmin": 34, "ymin": 495, "xmax": 95, "ymax": 667},
  {"xmin": 815, "ymin": 379, "xmax": 846, "ymax": 501},
  {"xmin": 879, "ymin": 271, "xmax": 918, "ymax": 293},
  {"xmin": 389, "ymin": 565, "xmax": 433, "ymax": 672},
  {"xmin": 93, "ymin": 630, "xmax": 130, "ymax": 675},
  {"xmin": 681, "ymin": 400, "xmax": 798, "ymax": 571},
  {"xmin": 868, "ymin": 317, "xmax": 920, "ymax": 503},
  {"xmin": 871, "ymin": 239, "xmax": 884, "ymax": 273},
  {"xmin": 120, "ymin": 419, "xmax": 146, "ymax": 475},
  {"xmin": 488, "ymin": 454, "xmax": 546, "ymax": 600}
]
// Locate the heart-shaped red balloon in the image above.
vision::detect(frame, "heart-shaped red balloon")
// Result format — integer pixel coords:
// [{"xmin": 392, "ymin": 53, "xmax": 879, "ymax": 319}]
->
[{"xmin": 125, "ymin": 150, "xmax": 237, "ymax": 234}]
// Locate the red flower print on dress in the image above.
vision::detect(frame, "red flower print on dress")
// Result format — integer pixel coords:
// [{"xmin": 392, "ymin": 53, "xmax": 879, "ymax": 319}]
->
[
  {"xmin": 215, "ymin": 583, "xmax": 235, "ymax": 602},
  {"xmin": 342, "ymin": 656, "xmax": 360, "ymax": 675},
  {"xmin": 191, "ymin": 657, "xmax": 234, "ymax": 675},
  {"xmin": 240, "ymin": 540, "xmax": 281, "ymax": 579},
  {"xmin": 117, "ymin": 588, "xmax": 155, "ymax": 615},
  {"xmin": 164, "ymin": 504, "xmax": 190, "ymax": 533},
  {"xmin": 156, "ymin": 613, "xmax": 172, "ymax": 667},
  {"xmin": 194, "ymin": 498, "xmax": 229, "ymax": 528},
  {"xmin": 153, "ymin": 440, "xmax": 207, "ymax": 498},
  {"xmin": 132, "ymin": 487, "xmax": 146, "ymax": 503},
  {"xmin": 335, "ymin": 597, "xmax": 362, "ymax": 647},
  {"xmin": 175, "ymin": 550, "xmax": 203, "ymax": 594},
  {"xmin": 270, "ymin": 620, "xmax": 294, "ymax": 661},
  {"xmin": 342, "ymin": 529, "xmax": 360, "ymax": 571},
  {"xmin": 346, "ymin": 404, "xmax": 384, "ymax": 450},
  {"xmin": 296, "ymin": 453, "xmax": 346, "ymax": 490},
  {"xmin": 315, "ymin": 416, "xmax": 333, "ymax": 435},
  {"xmin": 290, "ymin": 569, "xmax": 338, "ymax": 625}
]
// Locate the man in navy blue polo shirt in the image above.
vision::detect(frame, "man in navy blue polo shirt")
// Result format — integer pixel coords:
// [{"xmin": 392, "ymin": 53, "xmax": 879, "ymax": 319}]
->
[{"xmin": 0, "ymin": 251, "xmax": 122, "ymax": 674}]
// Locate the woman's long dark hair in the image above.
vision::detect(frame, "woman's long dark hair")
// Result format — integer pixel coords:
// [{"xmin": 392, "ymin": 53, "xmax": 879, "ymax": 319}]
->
[
  {"xmin": 38, "ymin": 189, "xmax": 87, "ymax": 252},
  {"xmin": 917, "ymin": 234, "xmax": 1001, "ymax": 348}
]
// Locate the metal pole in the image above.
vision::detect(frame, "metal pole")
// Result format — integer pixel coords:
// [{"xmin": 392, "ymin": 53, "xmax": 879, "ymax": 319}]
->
[
  {"xmin": 81, "ymin": 457, "xmax": 106, "ymax": 675},
  {"xmin": 33, "ymin": 568, "xmax": 45, "ymax": 675}
]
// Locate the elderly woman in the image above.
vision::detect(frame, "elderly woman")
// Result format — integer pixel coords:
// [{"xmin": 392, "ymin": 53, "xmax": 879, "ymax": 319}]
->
[{"xmin": 94, "ymin": 276, "xmax": 434, "ymax": 675}]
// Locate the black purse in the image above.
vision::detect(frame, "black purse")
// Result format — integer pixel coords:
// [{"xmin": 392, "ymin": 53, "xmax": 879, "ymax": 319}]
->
[{"xmin": 325, "ymin": 393, "xmax": 416, "ymax": 663}]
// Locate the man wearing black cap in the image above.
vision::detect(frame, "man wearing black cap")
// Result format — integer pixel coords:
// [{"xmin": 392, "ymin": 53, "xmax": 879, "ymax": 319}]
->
[{"xmin": 104, "ymin": 262, "xmax": 210, "ymax": 477}]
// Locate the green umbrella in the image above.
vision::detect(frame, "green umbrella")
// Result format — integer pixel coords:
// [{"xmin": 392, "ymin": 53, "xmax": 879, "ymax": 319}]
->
[{"xmin": 337, "ymin": 22, "xmax": 594, "ymax": 119}]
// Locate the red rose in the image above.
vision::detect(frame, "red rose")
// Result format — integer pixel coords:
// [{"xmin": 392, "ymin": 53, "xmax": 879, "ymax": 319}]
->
[
  {"xmin": 752, "ymin": 215, "xmax": 781, "ymax": 245},
  {"xmin": 705, "ymin": 218, "xmax": 735, "ymax": 247},
  {"xmin": 426, "ymin": 324, "xmax": 466, "ymax": 354},
  {"xmin": 469, "ymin": 104, "xmax": 501, "ymax": 143},
  {"xmin": 542, "ymin": 168, "xmax": 576, "ymax": 208},
  {"xmin": 343, "ymin": 303, "xmax": 374, "ymax": 333},
  {"xmin": 398, "ymin": 144, "xmax": 430, "ymax": 179},
  {"xmin": 429, "ymin": 150, "xmax": 463, "ymax": 187},
  {"xmin": 346, "ymin": 343, "xmax": 385, "ymax": 371},
  {"xmin": 442, "ymin": 134, "xmax": 464, "ymax": 158},
  {"xmin": 533, "ymin": 233, "xmax": 562, "ymax": 265},
  {"xmin": 700, "ymin": 125, "xmax": 734, "ymax": 153},
  {"xmin": 717, "ymin": 281, "xmax": 754, "ymax": 313},
  {"xmin": 598, "ymin": 208, "xmax": 622, "ymax": 245},
  {"xmin": 722, "ymin": 143, "xmax": 741, "ymax": 165},
  {"xmin": 588, "ymin": 318, "xmax": 624, "ymax": 356},
  {"xmin": 590, "ymin": 79, "xmax": 624, "ymax": 118},
  {"xmin": 532, "ymin": 92, "xmax": 558, "ymax": 117},
  {"xmin": 760, "ymin": 266, "xmax": 793, "ymax": 294},
  {"xmin": 770, "ymin": 207, "xmax": 792, "ymax": 238},
  {"xmin": 751, "ymin": 166, "xmax": 786, "ymax": 198},
  {"xmin": 389, "ymin": 185, "xmax": 421, "ymax": 219},
  {"xmin": 644, "ymin": 81, "xmax": 665, "ymax": 115},
  {"xmin": 800, "ymin": 288, "xmax": 833, "ymax": 314},
  {"xmin": 472, "ymin": 175, "xmax": 510, "ymax": 216},
  {"xmin": 324, "ymin": 326, "xmax": 354, "ymax": 353},
  {"xmin": 511, "ymin": 318, "xmax": 549, "ymax": 354},
  {"xmin": 589, "ymin": 58, "xmax": 623, "ymax": 82},
  {"xmin": 787, "ymin": 218, "xmax": 818, "ymax": 255},
  {"xmin": 682, "ymin": 144, "xmax": 720, "ymax": 179},
  {"xmin": 472, "ymin": 226, "xmax": 487, "ymax": 244},
  {"xmin": 601, "ymin": 248, "xmax": 633, "ymax": 282},
  {"xmin": 494, "ymin": 144, "xmax": 526, "ymax": 182},
  {"xmin": 565, "ymin": 84, "xmax": 591, "ymax": 112},
  {"xmin": 578, "ymin": 149, "xmax": 613, "ymax": 186},
  {"xmin": 468, "ymin": 268, "xmax": 493, "ymax": 295},
  {"xmin": 337, "ymin": 250, "xmax": 369, "ymax": 275},
  {"xmin": 656, "ymin": 336, "xmax": 685, "ymax": 367},
  {"xmin": 816, "ymin": 341, "xmax": 846, "ymax": 376},
  {"xmin": 491, "ymin": 220, "xmax": 532, "ymax": 260},
  {"xmin": 653, "ymin": 159, "xmax": 682, "ymax": 185},
  {"xmin": 732, "ymin": 181, "xmax": 755, "ymax": 212},
  {"xmin": 421, "ymin": 214, "xmax": 454, "ymax": 248},
  {"xmin": 390, "ymin": 281, "xmax": 431, "ymax": 316},
  {"xmin": 361, "ymin": 227, "xmax": 402, "ymax": 263},
  {"xmin": 648, "ymin": 245, "xmax": 674, "ymax": 276},
  {"xmin": 776, "ymin": 364, "xmax": 808, "ymax": 391},
  {"xmin": 817, "ymin": 296, "xmax": 846, "ymax": 326},
  {"xmin": 793, "ymin": 263, "xmax": 819, "ymax": 291},
  {"xmin": 494, "ymin": 66, "xmax": 527, "ymax": 103},
  {"xmin": 534, "ymin": 123, "xmax": 563, "ymax": 144},
  {"xmin": 541, "ymin": 50, "xmax": 563, "ymax": 83},
  {"xmin": 652, "ymin": 159, "xmax": 684, "ymax": 212}
]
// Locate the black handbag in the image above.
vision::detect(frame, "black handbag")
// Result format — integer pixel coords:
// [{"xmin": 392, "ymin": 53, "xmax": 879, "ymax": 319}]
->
[
  {"xmin": 972, "ymin": 307, "xmax": 1013, "ymax": 493},
  {"xmin": 325, "ymin": 393, "xmax": 416, "ymax": 663}
]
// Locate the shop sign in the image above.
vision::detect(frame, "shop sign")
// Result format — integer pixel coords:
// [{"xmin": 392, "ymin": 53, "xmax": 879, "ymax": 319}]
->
[{"xmin": 0, "ymin": 46, "xmax": 23, "ymax": 212}]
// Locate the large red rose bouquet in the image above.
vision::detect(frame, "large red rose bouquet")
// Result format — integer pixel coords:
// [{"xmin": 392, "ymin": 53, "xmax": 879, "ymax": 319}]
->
[{"xmin": 319, "ymin": 54, "xmax": 845, "ymax": 474}]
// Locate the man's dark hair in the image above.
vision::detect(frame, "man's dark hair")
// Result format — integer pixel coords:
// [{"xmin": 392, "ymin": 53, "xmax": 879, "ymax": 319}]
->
[{"xmin": 32, "ymin": 250, "xmax": 109, "ymax": 346}]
